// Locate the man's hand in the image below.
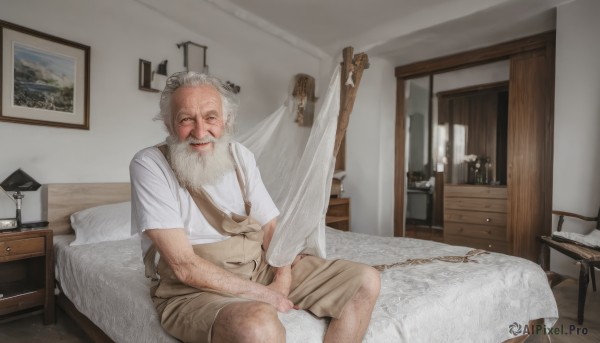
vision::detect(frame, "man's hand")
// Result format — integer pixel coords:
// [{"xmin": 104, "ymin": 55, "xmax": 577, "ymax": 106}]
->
[{"xmin": 265, "ymin": 287, "xmax": 295, "ymax": 312}]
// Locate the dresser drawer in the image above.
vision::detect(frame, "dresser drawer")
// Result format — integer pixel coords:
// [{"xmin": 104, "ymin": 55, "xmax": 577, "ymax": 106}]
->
[
  {"xmin": 444, "ymin": 185, "xmax": 507, "ymax": 199},
  {"xmin": 444, "ymin": 209, "xmax": 507, "ymax": 227},
  {"xmin": 0, "ymin": 237, "xmax": 45, "ymax": 260},
  {"xmin": 444, "ymin": 234, "xmax": 509, "ymax": 254},
  {"xmin": 444, "ymin": 222, "xmax": 506, "ymax": 241},
  {"xmin": 445, "ymin": 197, "xmax": 506, "ymax": 213}
]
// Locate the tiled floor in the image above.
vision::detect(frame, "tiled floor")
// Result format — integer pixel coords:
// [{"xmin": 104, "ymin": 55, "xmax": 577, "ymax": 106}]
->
[{"xmin": 0, "ymin": 276, "xmax": 598, "ymax": 342}]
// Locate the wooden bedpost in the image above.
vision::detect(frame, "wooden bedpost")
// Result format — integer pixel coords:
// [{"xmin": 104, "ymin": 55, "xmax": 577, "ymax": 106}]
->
[{"xmin": 332, "ymin": 47, "xmax": 369, "ymax": 159}]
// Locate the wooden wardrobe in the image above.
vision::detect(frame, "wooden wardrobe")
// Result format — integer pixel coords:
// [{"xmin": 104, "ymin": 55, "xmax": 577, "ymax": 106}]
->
[{"xmin": 394, "ymin": 32, "xmax": 555, "ymax": 262}]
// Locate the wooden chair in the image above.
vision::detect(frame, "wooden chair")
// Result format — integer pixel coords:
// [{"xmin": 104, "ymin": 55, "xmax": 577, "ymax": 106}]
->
[{"xmin": 539, "ymin": 207, "xmax": 600, "ymax": 324}]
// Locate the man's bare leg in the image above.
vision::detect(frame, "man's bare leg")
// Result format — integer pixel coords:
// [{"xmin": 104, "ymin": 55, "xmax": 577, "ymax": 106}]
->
[
  {"xmin": 212, "ymin": 301, "xmax": 285, "ymax": 343},
  {"xmin": 324, "ymin": 267, "xmax": 381, "ymax": 343}
]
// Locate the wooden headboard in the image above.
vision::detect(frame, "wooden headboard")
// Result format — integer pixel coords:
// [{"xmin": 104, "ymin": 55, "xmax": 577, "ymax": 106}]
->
[{"xmin": 44, "ymin": 183, "xmax": 131, "ymax": 235}]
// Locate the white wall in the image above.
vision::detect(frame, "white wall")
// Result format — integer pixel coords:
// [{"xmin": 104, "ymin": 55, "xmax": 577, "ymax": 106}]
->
[
  {"xmin": 0, "ymin": 0, "xmax": 319, "ymax": 222},
  {"xmin": 345, "ymin": 57, "xmax": 396, "ymax": 236},
  {"xmin": 552, "ymin": 0, "xmax": 600, "ymax": 277}
]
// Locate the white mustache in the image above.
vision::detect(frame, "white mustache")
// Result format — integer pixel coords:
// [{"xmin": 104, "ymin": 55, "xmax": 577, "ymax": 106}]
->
[{"xmin": 188, "ymin": 136, "xmax": 217, "ymax": 144}]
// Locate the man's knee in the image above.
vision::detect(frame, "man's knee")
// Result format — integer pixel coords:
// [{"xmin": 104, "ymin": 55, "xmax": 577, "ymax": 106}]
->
[
  {"xmin": 213, "ymin": 302, "xmax": 285, "ymax": 342},
  {"xmin": 356, "ymin": 265, "xmax": 381, "ymax": 300}
]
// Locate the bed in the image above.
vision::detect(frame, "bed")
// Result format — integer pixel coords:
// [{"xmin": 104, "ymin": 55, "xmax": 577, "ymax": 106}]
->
[{"xmin": 46, "ymin": 182, "xmax": 558, "ymax": 343}]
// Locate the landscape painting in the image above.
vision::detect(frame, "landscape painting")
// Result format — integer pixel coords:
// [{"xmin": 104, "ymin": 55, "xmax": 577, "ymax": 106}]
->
[
  {"xmin": 1, "ymin": 20, "xmax": 90, "ymax": 129},
  {"xmin": 13, "ymin": 42, "xmax": 75, "ymax": 114}
]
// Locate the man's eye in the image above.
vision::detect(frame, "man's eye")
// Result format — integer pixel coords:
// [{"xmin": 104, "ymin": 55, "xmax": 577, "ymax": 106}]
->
[{"xmin": 179, "ymin": 117, "xmax": 194, "ymax": 126}]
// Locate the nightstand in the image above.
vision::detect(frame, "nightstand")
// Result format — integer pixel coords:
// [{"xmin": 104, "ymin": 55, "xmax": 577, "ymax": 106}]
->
[
  {"xmin": 326, "ymin": 197, "xmax": 350, "ymax": 231},
  {"xmin": 0, "ymin": 229, "xmax": 55, "ymax": 324}
]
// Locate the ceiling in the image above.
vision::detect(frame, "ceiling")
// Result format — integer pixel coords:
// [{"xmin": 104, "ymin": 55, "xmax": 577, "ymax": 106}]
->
[{"xmin": 138, "ymin": 0, "xmax": 574, "ymax": 66}]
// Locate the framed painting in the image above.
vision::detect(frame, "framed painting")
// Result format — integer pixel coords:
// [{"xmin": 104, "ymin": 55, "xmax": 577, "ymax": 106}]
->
[{"xmin": 0, "ymin": 20, "xmax": 90, "ymax": 130}]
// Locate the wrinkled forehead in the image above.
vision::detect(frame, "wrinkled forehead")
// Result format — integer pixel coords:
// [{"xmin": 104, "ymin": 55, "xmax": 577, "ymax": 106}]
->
[{"xmin": 171, "ymin": 85, "xmax": 224, "ymax": 116}]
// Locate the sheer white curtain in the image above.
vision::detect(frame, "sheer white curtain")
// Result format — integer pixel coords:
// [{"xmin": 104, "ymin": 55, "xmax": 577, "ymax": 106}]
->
[{"xmin": 236, "ymin": 66, "xmax": 341, "ymax": 266}]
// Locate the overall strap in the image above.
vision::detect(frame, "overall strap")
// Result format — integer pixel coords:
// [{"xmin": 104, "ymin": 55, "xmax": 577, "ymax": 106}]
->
[{"xmin": 230, "ymin": 143, "xmax": 252, "ymax": 215}]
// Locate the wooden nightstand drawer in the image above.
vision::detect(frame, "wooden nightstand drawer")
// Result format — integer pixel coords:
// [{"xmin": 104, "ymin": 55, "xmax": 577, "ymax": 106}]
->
[
  {"xmin": 0, "ymin": 289, "xmax": 45, "ymax": 315},
  {"xmin": 0, "ymin": 237, "xmax": 45, "ymax": 260},
  {"xmin": 326, "ymin": 198, "xmax": 350, "ymax": 231}
]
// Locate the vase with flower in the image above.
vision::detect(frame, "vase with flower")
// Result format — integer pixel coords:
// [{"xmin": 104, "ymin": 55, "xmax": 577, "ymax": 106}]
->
[{"xmin": 464, "ymin": 154, "xmax": 491, "ymax": 184}]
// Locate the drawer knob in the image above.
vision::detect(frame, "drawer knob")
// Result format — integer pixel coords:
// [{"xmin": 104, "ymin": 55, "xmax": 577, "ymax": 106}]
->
[
  {"xmin": 6, "ymin": 246, "xmax": 11, "ymax": 252},
  {"xmin": 485, "ymin": 218, "xmax": 491, "ymax": 222},
  {"xmin": 488, "ymin": 244, "xmax": 492, "ymax": 248}
]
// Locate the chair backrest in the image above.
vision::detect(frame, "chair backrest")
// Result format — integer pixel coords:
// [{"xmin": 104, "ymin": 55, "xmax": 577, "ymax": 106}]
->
[{"xmin": 554, "ymin": 206, "xmax": 600, "ymax": 232}]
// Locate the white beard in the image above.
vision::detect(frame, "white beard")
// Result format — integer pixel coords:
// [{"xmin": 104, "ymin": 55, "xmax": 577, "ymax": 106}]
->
[{"xmin": 167, "ymin": 134, "xmax": 234, "ymax": 190}]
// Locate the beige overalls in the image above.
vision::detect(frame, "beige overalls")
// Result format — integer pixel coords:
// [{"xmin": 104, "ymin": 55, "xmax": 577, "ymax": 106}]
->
[{"xmin": 144, "ymin": 144, "xmax": 369, "ymax": 343}]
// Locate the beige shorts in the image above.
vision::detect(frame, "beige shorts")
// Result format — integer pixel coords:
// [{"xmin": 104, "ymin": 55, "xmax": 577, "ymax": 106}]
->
[{"xmin": 151, "ymin": 237, "xmax": 370, "ymax": 343}]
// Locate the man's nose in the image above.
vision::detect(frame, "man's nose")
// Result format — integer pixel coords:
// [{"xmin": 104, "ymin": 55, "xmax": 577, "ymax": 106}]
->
[{"xmin": 191, "ymin": 119, "xmax": 207, "ymax": 137}]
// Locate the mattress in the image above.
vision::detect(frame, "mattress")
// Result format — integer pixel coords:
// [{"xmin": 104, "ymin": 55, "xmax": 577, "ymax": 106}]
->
[{"xmin": 54, "ymin": 228, "xmax": 558, "ymax": 342}]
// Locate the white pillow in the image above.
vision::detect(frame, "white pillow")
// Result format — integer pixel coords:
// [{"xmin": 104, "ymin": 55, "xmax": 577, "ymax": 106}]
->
[{"xmin": 70, "ymin": 201, "xmax": 132, "ymax": 246}]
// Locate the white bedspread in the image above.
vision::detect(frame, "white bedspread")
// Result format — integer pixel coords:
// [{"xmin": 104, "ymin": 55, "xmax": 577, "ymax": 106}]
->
[{"xmin": 54, "ymin": 229, "xmax": 558, "ymax": 343}]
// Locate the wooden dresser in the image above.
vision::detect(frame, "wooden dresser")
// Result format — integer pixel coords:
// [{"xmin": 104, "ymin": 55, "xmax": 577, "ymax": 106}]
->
[
  {"xmin": 326, "ymin": 198, "xmax": 350, "ymax": 231},
  {"xmin": 443, "ymin": 185, "xmax": 508, "ymax": 254}
]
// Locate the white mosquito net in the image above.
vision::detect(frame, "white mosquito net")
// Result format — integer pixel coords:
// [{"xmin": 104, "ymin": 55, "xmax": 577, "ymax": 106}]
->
[{"xmin": 236, "ymin": 66, "xmax": 342, "ymax": 267}]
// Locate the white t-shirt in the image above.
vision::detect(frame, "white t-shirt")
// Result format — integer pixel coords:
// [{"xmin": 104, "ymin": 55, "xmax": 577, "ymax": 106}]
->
[{"xmin": 129, "ymin": 141, "xmax": 280, "ymax": 256}]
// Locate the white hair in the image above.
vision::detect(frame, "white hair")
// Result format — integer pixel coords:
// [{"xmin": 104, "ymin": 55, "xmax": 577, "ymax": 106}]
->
[{"xmin": 157, "ymin": 72, "xmax": 237, "ymax": 135}]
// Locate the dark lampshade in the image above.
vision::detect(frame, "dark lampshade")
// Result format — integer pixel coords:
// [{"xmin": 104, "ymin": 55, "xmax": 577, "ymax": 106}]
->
[
  {"xmin": 1, "ymin": 169, "xmax": 41, "ymax": 229},
  {"xmin": 1, "ymin": 169, "xmax": 41, "ymax": 192}
]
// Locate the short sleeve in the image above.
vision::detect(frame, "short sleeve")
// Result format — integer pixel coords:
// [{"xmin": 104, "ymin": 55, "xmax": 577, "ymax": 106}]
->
[{"xmin": 130, "ymin": 148, "xmax": 185, "ymax": 234}]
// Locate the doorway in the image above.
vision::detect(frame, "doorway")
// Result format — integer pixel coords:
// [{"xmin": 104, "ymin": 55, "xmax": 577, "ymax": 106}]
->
[
  {"xmin": 394, "ymin": 32, "xmax": 555, "ymax": 262},
  {"xmin": 403, "ymin": 65, "xmax": 509, "ymax": 239}
]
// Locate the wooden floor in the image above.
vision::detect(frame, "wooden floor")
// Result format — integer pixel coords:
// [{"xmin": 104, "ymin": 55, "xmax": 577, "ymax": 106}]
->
[
  {"xmin": 547, "ymin": 278, "xmax": 600, "ymax": 343},
  {"xmin": 405, "ymin": 224, "xmax": 444, "ymax": 242},
  {"xmin": 0, "ymin": 255, "xmax": 598, "ymax": 342}
]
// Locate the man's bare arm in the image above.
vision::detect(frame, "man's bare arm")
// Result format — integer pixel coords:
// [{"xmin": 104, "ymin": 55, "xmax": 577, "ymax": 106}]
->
[
  {"xmin": 145, "ymin": 228, "xmax": 294, "ymax": 312},
  {"xmin": 261, "ymin": 219, "xmax": 294, "ymax": 297}
]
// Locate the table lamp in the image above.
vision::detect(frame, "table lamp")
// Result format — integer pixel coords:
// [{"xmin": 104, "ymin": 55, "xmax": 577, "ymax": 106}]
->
[{"xmin": 0, "ymin": 169, "xmax": 41, "ymax": 229}]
